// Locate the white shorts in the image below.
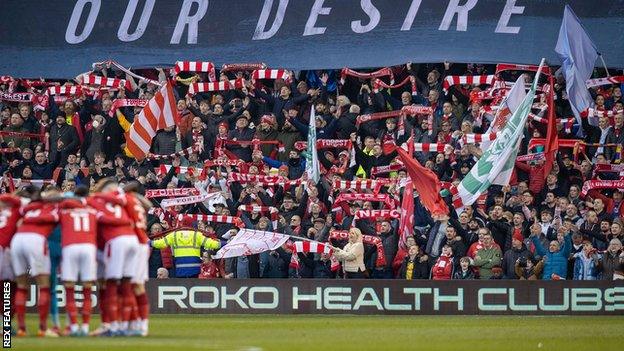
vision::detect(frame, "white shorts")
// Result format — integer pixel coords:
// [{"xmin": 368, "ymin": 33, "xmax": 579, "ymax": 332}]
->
[
  {"xmin": 61, "ymin": 244, "xmax": 97, "ymax": 282},
  {"xmin": 104, "ymin": 235, "xmax": 139, "ymax": 280},
  {"xmin": 96, "ymin": 249, "xmax": 105, "ymax": 280},
  {"xmin": 0, "ymin": 246, "xmax": 14, "ymax": 281},
  {"xmin": 10, "ymin": 233, "xmax": 50, "ymax": 277},
  {"xmin": 131, "ymin": 243, "xmax": 150, "ymax": 284}
]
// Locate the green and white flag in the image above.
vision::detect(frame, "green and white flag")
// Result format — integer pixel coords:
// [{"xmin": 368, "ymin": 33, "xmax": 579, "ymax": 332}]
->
[
  {"xmin": 456, "ymin": 60, "xmax": 545, "ymax": 210},
  {"xmin": 305, "ymin": 106, "xmax": 321, "ymax": 184}
]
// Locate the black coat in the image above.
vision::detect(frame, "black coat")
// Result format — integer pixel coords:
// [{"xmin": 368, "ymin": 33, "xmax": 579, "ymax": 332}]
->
[{"xmin": 398, "ymin": 255, "xmax": 429, "ymax": 279}]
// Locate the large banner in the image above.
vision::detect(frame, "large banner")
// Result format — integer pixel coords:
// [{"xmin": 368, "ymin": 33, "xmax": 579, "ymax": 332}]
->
[
  {"xmin": 25, "ymin": 280, "xmax": 624, "ymax": 315},
  {"xmin": 0, "ymin": 0, "xmax": 623, "ymax": 77}
]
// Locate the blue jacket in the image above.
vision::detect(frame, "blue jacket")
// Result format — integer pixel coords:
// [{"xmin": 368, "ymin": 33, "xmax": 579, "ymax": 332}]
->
[
  {"xmin": 572, "ymin": 252, "xmax": 600, "ymax": 280},
  {"xmin": 531, "ymin": 234, "xmax": 571, "ymax": 280}
]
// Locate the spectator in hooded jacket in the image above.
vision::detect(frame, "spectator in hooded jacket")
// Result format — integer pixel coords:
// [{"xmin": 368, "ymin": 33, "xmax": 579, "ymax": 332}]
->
[
  {"xmin": 572, "ymin": 241, "xmax": 601, "ymax": 280},
  {"xmin": 530, "ymin": 230, "xmax": 572, "ymax": 280}
]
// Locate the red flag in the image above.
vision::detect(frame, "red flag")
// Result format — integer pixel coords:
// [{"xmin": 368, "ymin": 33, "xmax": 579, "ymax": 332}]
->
[
  {"xmin": 399, "ymin": 179, "xmax": 414, "ymax": 251},
  {"xmin": 407, "ymin": 128, "xmax": 415, "ymax": 156},
  {"xmin": 543, "ymin": 74, "xmax": 559, "ymax": 178},
  {"xmin": 395, "ymin": 147, "xmax": 449, "ymax": 217}
]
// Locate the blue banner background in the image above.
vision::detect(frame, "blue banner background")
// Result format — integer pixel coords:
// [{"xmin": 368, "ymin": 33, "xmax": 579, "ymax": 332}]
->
[{"xmin": 0, "ymin": 0, "xmax": 622, "ymax": 78}]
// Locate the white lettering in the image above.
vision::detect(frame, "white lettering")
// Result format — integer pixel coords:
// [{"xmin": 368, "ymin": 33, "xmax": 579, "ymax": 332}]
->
[
  {"xmin": 439, "ymin": 0, "xmax": 478, "ymax": 32},
  {"xmin": 253, "ymin": 0, "xmax": 289, "ymax": 40},
  {"xmin": 171, "ymin": 0, "xmax": 209, "ymax": 44},
  {"xmin": 351, "ymin": 0, "xmax": 381, "ymax": 34},
  {"xmin": 538, "ymin": 288, "xmax": 569, "ymax": 311},
  {"xmin": 292, "ymin": 287, "xmax": 322, "ymax": 310},
  {"xmin": 571, "ymin": 288, "xmax": 602, "ymax": 311},
  {"xmin": 400, "ymin": 0, "xmax": 423, "ymax": 31},
  {"xmin": 303, "ymin": 0, "xmax": 331, "ymax": 36},
  {"xmin": 403, "ymin": 288, "xmax": 431, "ymax": 310},
  {"xmin": 353, "ymin": 288, "xmax": 383, "ymax": 310},
  {"xmin": 434, "ymin": 288, "xmax": 464, "ymax": 311},
  {"xmin": 604, "ymin": 287, "xmax": 624, "ymax": 311},
  {"xmin": 65, "ymin": 0, "xmax": 101, "ymax": 44},
  {"xmin": 323, "ymin": 287, "xmax": 351, "ymax": 310},
  {"xmin": 118, "ymin": 0, "xmax": 156, "ymax": 42},
  {"xmin": 478, "ymin": 288, "xmax": 507, "ymax": 311},
  {"xmin": 508, "ymin": 288, "xmax": 537, "ymax": 311},
  {"xmin": 248, "ymin": 287, "xmax": 279, "ymax": 309},
  {"xmin": 220, "ymin": 286, "xmax": 248, "ymax": 309},
  {"xmin": 158, "ymin": 286, "xmax": 188, "ymax": 308},
  {"xmin": 495, "ymin": 0, "xmax": 524, "ymax": 34},
  {"xmin": 189, "ymin": 286, "xmax": 219, "ymax": 309},
  {"xmin": 383, "ymin": 288, "xmax": 411, "ymax": 310}
]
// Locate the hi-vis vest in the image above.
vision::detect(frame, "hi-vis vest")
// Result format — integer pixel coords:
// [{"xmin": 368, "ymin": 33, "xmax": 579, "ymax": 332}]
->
[{"xmin": 152, "ymin": 230, "xmax": 220, "ymax": 277}]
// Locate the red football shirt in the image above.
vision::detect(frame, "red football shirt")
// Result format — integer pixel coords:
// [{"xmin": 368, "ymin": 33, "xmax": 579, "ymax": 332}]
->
[
  {"xmin": 87, "ymin": 194, "xmax": 134, "ymax": 243},
  {"xmin": 59, "ymin": 199, "xmax": 98, "ymax": 247},
  {"xmin": 123, "ymin": 193, "xmax": 149, "ymax": 244},
  {"xmin": 16, "ymin": 202, "xmax": 59, "ymax": 238},
  {"xmin": 0, "ymin": 195, "xmax": 23, "ymax": 247}
]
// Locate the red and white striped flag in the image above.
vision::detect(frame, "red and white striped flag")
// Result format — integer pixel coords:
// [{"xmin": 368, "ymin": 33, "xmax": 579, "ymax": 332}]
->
[{"xmin": 126, "ymin": 82, "xmax": 178, "ymax": 160}]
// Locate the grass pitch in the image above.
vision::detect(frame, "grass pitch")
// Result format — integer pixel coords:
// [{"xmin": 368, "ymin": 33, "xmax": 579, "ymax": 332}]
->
[{"xmin": 12, "ymin": 314, "xmax": 623, "ymax": 350}]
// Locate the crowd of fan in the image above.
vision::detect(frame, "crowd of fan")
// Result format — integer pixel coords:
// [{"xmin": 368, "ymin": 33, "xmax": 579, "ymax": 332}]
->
[{"xmin": 1, "ymin": 61, "xmax": 624, "ymax": 281}]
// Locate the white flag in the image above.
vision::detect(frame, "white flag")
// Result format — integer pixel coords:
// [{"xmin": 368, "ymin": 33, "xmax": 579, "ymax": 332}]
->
[
  {"xmin": 456, "ymin": 61, "xmax": 544, "ymax": 209},
  {"xmin": 305, "ymin": 106, "xmax": 321, "ymax": 184},
  {"xmin": 480, "ymin": 75, "xmax": 527, "ymax": 151},
  {"xmin": 213, "ymin": 229, "xmax": 289, "ymax": 259}
]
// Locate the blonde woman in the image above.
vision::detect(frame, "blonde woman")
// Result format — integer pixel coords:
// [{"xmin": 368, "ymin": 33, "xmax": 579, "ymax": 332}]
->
[{"xmin": 333, "ymin": 228, "xmax": 366, "ymax": 279}]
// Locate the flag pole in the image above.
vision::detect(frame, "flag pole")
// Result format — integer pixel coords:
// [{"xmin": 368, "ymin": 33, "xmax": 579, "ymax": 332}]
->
[{"xmin": 598, "ymin": 53, "xmax": 610, "ymax": 77}]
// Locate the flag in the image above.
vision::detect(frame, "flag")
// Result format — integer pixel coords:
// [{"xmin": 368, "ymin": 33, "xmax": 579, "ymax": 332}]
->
[
  {"xmin": 305, "ymin": 106, "xmax": 321, "ymax": 184},
  {"xmin": 398, "ymin": 179, "xmax": 414, "ymax": 251},
  {"xmin": 456, "ymin": 61, "xmax": 544, "ymax": 210},
  {"xmin": 213, "ymin": 229, "xmax": 290, "ymax": 259},
  {"xmin": 126, "ymin": 82, "xmax": 178, "ymax": 160},
  {"xmin": 481, "ymin": 75, "xmax": 528, "ymax": 151},
  {"xmin": 543, "ymin": 74, "xmax": 559, "ymax": 178},
  {"xmin": 555, "ymin": 5, "xmax": 599, "ymax": 133},
  {"xmin": 395, "ymin": 147, "xmax": 449, "ymax": 217},
  {"xmin": 293, "ymin": 240, "xmax": 333, "ymax": 254}
]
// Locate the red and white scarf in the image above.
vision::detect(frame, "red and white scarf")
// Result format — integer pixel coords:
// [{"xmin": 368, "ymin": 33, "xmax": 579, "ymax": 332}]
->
[
  {"xmin": 177, "ymin": 214, "xmax": 244, "ymax": 228},
  {"xmin": 0, "ymin": 92, "xmax": 32, "ymax": 103},
  {"xmin": 586, "ymin": 76, "xmax": 624, "ymax": 88},
  {"xmin": 340, "ymin": 67, "xmax": 393, "ymax": 85},
  {"xmin": 108, "ymin": 98, "xmax": 148, "ymax": 117},
  {"xmin": 461, "ymin": 132, "xmax": 497, "ymax": 145},
  {"xmin": 252, "ymin": 69, "xmax": 290, "ymax": 81},
  {"xmin": 331, "ymin": 179, "xmax": 393, "ymax": 193},
  {"xmin": 413, "ymin": 143, "xmax": 448, "ymax": 153},
  {"xmin": 221, "ymin": 63, "xmax": 267, "ymax": 72},
  {"xmin": 516, "ymin": 152, "xmax": 545, "ymax": 162},
  {"xmin": 47, "ymin": 85, "xmax": 82, "ymax": 96},
  {"xmin": 581, "ymin": 180, "xmax": 624, "ymax": 197},
  {"xmin": 81, "ymin": 74, "xmax": 132, "ymax": 91},
  {"xmin": 372, "ymin": 76, "xmax": 417, "ymax": 94},
  {"xmin": 161, "ymin": 192, "xmax": 220, "ymax": 208},
  {"xmin": 227, "ymin": 173, "xmax": 302, "ymax": 189},
  {"xmin": 332, "ymin": 193, "xmax": 397, "ymax": 212},
  {"xmin": 356, "ymin": 110, "xmax": 402, "ymax": 126},
  {"xmin": 582, "ymin": 108, "xmax": 623, "ymax": 119},
  {"xmin": 173, "ymin": 61, "xmax": 216, "ymax": 81},
  {"xmin": 353, "ymin": 209, "xmax": 400, "ymax": 221},
  {"xmin": 442, "ymin": 75, "xmax": 497, "ymax": 92},
  {"xmin": 204, "ymin": 159, "xmax": 246, "ymax": 168},
  {"xmin": 370, "ymin": 164, "xmax": 405, "ymax": 177},
  {"xmin": 188, "ymin": 78, "xmax": 245, "ymax": 95},
  {"xmin": 145, "ymin": 188, "xmax": 200, "ymax": 198},
  {"xmin": 294, "ymin": 240, "xmax": 333, "ymax": 254},
  {"xmin": 92, "ymin": 59, "xmax": 161, "ymax": 86}
]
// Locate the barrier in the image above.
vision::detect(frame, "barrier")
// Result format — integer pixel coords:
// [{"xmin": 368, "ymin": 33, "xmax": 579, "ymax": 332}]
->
[{"xmin": 26, "ymin": 279, "xmax": 624, "ymax": 315}]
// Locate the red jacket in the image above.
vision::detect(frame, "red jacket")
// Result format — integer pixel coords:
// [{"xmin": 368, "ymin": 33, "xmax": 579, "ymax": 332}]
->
[{"xmin": 515, "ymin": 161, "xmax": 545, "ymax": 195}]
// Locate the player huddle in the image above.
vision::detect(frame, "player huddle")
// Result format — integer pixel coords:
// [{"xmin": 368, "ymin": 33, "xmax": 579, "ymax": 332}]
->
[{"xmin": 0, "ymin": 178, "xmax": 151, "ymax": 337}]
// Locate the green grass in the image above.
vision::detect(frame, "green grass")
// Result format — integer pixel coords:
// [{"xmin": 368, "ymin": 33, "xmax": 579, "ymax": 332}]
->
[{"xmin": 11, "ymin": 314, "xmax": 624, "ymax": 350}]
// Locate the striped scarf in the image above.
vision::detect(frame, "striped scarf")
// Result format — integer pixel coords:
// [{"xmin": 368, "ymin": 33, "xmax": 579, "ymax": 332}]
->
[
  {"xmin": 145, "ymin": 188, "xmax": 200, "ymax": 198},
  {"xmin": 442, "ymin": 75, "xmax": 497, "ymax": 92},
  {"xmin": 81, "ymin": 74, "xmax": 131, "ymax": 90},
  {"xmin": 176, "ymin": 214, "xmax": 244, "ymax": 228},
  {"xmin": 173, "ymin": 61, "xmax": 216, "ymax": 81},
  {"xmin": 188, "ymin": 78, "xmax": 245, "ymax": 95},
  {"xmin": 237, "ymin": 205, "xmax": 279, "ymax": 228},
  {"xmin": 329, "ymin": 230, "xmax": 386, "ymax": 267}
]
